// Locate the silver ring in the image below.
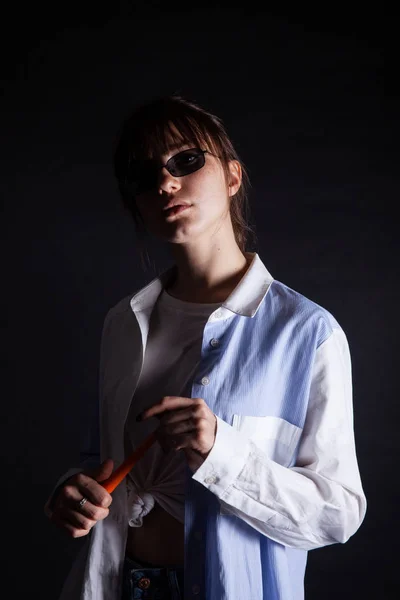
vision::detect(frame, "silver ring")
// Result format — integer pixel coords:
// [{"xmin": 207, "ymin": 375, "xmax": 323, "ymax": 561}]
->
[{"xmin": 79, "ymin": 497, "xmax": 88, "ymax": 508}]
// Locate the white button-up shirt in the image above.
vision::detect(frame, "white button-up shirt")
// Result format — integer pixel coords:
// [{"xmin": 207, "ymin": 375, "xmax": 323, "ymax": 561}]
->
[{"xmin": 51, "ymin": 252, "xmax": 366, "ymax": 600}]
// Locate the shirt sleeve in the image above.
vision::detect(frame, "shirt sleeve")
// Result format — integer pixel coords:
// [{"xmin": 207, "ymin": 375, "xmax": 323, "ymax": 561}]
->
[
  {"xmin": 43, "ymin": 425, "xmax": 101, "ymax": 519},
  {"xmin": 43, "ymin": 308, "xmax": 113, "ymax": 519},
  {"xmin": 192, "ymin": 327, "xmax": 367, "ymax": 550}
]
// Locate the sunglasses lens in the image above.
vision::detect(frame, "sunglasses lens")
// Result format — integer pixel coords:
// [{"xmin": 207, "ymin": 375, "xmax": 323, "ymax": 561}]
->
[
  {"xmin": 121, "ymin": 149, "xmax": 206, "ymax": 196},
  {"xmin": 168, "ymin": 149, "xmax": 205, "ymax": 176}
]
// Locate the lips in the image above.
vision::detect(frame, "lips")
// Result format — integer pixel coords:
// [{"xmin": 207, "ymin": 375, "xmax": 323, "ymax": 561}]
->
[
  {"xmin": 163, "ymin": 201, "xmax": 191, "ymax": 211},
  {"xmin": 164, "ymin": 205, "xmax": 191, "ymax": 217}
]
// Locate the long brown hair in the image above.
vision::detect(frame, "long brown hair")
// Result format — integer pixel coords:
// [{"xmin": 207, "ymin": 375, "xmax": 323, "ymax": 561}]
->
[{"xmin": 112, "ymin": 94, "xmax": 257, "ymax": 270}]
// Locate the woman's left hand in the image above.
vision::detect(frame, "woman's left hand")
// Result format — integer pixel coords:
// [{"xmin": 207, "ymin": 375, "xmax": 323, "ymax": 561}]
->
[{"xmin": 138, "ymin": 396, "xmax": 217, "ymax": 473}]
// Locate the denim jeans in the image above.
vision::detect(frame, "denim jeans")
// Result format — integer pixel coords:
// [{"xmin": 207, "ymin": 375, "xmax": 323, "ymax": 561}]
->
[{"xmin": 121, "ymin": 554, "xmax": 184, "ymax": 600}]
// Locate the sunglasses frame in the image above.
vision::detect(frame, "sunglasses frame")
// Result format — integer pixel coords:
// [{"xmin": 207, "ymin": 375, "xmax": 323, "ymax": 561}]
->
[
  {"xmin": 163, "ymin": 147, "xmax": 210, "ymax": 177},
  {"xmin": 123, "ymin": 147, "xmax": 214, "ymax": 196}
]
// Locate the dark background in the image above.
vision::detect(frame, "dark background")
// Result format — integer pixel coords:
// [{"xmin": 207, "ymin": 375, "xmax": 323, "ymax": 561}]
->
[{"xmin": 2, "ymin": 2, "xmax": 397, "ymax": 598}]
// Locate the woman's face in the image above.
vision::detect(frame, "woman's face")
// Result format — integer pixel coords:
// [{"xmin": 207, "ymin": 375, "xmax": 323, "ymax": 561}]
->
[{"xmin": 134, "ymin": 142, "xmax": 241, "ymax": 245}]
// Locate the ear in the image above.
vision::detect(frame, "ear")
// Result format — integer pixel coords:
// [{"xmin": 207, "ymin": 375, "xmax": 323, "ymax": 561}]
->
[{"xmin": 227, "ymin": 160, "xmax": 242, "ymax": 197}]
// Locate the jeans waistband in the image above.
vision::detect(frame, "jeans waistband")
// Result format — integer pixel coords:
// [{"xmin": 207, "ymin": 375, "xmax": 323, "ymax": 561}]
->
[
  {"xmin": 125, "ymin": 554, "xmax": 184, "ymax": 572},
  {"xmin": 122, "ymin": 555, "xmax": 184, "ymax": 600}
]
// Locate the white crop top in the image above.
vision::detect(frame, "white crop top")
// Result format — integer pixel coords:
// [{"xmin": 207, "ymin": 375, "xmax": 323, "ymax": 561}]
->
[{"xmin": 124, "ymin": 288, "xmax": 221, "ymax": 527}]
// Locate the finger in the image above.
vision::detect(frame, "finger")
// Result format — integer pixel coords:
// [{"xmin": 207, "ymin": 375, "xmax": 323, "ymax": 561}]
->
[
  {"xmin": 59, "ymin": 490, "xmax": 109, "ymax": 524},
  {"xmin": 161, "ymin": 415, "xmax": 198, "ymax": 436},
  {"xmin": 59, "ymin": 484, "xmax": 110, "ymax": 520},
  {"xmin": 53, "ymin": 519, "xmax": 90, "ymax": 538},
  {"xmin": 52, "ymin": 508, "xmax": 97, "ymax": 537},
  {"xmin": 73, "ymin": 473, "xmax": 113, "ymax": 509},
  {"xmin": 158, "ymin": 400, "xmax": 211, "ymax": 428},
  {"xmin": 166, "ymin": 431, "xmax": 196, "ymax": 451},
  {"xmin": 72, "ymin": 498, "xmax": 110, "ymax": 523},
  {"xmin": 50, "ymin": 498, "xmax": 96, "ymax": 529},
  {"xmin": 156, "ymin": 423, "xmax": 198, "ymax": 452},
  {"xmin": 159, "ymin": 407, "xmax": 196, "ymax": 426},
  {"xmin": 140, "ymin": 396, "xmax": 195, "ymax": 421}
]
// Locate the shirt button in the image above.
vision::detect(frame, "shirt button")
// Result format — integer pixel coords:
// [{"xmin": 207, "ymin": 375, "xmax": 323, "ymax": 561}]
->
[
  {"xmin": 192, "ymin": 584, "xmax": 201, "ymax": 595},
  {"xmin": 201, "ymin": 376, "xmax": 210, "ymax": 386},
  {"xmin": 205, "ymin": 475, "xmax": 217, "ymax": 484},
  {"xmin": 214, "ymin": 310, "xmax": 222, "ymax": 319},
  {"xmin": 210, "ymin": 338, "xmax": 219, "ymax": 347}
]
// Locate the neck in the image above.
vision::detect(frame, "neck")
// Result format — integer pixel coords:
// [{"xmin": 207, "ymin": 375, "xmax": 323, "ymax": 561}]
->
[{"xmin": 165, "ymin": 232, "xmax": 250, "ymax": 304}]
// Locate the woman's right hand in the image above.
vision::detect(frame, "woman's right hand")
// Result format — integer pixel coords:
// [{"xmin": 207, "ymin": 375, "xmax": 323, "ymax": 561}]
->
[{"xmin": 48, "ymin": 458, "xmax": 114, "ymax": 538}]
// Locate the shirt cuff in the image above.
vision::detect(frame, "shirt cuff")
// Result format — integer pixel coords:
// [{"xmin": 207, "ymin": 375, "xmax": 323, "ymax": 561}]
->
[{"xmin": 192, "ymin": 415, "xmax": 252, "ymax": 498}]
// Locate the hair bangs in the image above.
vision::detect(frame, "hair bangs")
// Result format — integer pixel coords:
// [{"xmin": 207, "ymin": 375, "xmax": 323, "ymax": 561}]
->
[{"xmin": 128, "ymin": 114, "xmax": 220, "ymax": 163}]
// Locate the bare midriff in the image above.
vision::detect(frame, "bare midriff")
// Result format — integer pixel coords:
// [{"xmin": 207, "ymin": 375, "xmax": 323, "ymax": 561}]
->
[{"xmin": 125, "ymin": 500, "xmax": 184, "ymax": 567}]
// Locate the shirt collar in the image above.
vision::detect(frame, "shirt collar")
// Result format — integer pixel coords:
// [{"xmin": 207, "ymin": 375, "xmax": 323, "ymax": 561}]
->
[{"xmin": 129, "ymin": 252, "xmax": 274, "ymax": 319}]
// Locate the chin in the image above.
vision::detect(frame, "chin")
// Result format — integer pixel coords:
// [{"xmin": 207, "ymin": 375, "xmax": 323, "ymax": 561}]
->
[{"xmin": 159, "ymin": 224, "xmax": 199, "ymax": 244}]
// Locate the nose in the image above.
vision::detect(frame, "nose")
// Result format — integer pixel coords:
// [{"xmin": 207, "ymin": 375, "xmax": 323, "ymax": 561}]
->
[{"xmin": 157, "ymin": 167, "xmax": 182, "ymax": 194}]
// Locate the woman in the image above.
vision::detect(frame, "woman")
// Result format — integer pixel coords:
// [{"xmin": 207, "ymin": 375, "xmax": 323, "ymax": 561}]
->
[{"xmin": 45, "ymin": 94, "xmax": 367, "ymax": 600}]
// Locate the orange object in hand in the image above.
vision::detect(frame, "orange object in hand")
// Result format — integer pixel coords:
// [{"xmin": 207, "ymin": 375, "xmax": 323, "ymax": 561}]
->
[{"xmin": 101, "ymin": 432, "xmax": 157, "ymax": 493}]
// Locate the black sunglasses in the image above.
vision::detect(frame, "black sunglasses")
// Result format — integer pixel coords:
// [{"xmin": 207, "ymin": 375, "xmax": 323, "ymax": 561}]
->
[{"xmin": 121, "ymin": 147, "xmax": 211, "ymax": 196}]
